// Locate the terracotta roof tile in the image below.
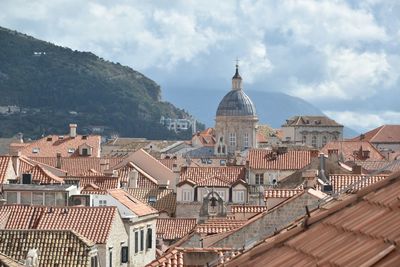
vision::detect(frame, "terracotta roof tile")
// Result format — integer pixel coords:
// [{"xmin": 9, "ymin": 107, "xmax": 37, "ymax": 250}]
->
[
  {"xmin": 12, "ymin": 134, "xmax": 101, "ymax": 157},
  {"xmin": 325, "ymin": 174, "xmax": 388, "ymax": 193},
  {"xmin": 224, "ymin": 172, "xmax": 400, "ymax": 267},
  {"xmin": 25, "ymin": 165, "xmax": 64, "ymax": 184},
  {"xmin": 0, "ymin": 205, "xmax": 117, "ymax": 244},
  {"xmin": 126, "ymin": 188, "xmax": 176, "ymax": 216},
  {"xmin": 156, "ymin": 218, "xmax": 197, "ymax": 240},
  {"xmin": 0, "ymin": 230, "xmax": 95, "ymax": 266},
  {"xmin": 283, "ymin": 115, "xmax": 343, "ymax": 127},
  {"xmin": 158, "ymin": 158, "xmax": 177, "ymax": 171},
  {"xmin": 248, "ymin": 149, "xmax": 313, "ymax": 170},
  {"xmin": 195, "ymin": 218, "xmax": 246, "ymax": 234},
  {"xmin": 65, "ymin": 176, "xmax": 119, "ymax": 191},
  {"xmin": 117, "ymin": 162, "xmax": 158, "ymax": 189},
  {"xmin": 108, "ymin": 189, "xmax": 158, "ymax": 217},
  {"xmin": 355, "ymin": 160, "xmax": 400, "ymax": 173},
  {"xmin": 179, "ymin": 167, "xmax": 246, "ymax": 187},
  {"xmin": 321, "ymin": 140, "xmax": 385, "ymax": 161},
  {"xmin": 30, "ymin": 157, "xmax": 123, "ymax": 176},
  {"xmin": 264, "ymin": 189, "xmax": 303, "ymax": 199},
  {"xmin": 0, "ymin": 156, "xmax": 12, "ymax": 184},
  {"xmin": 230, "ymin": 205, "xmax": 268, "ymax": 214},
  {"xmin": 351, "ymin": 125, "xmax": 400, "ymax": 143}
]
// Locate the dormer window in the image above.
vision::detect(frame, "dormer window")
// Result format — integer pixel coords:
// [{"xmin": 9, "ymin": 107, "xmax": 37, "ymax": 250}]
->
[
  {"xmin": 68, "ymin": 148, "xmax": 75, "ymax": 154},
  {"xmin": 46, "ymin": 137, "xmax": 52, "ymax": 141},
  {"xmin": 58, "ymin": 135, "xmax": 64, "ymax": 140},
  {"xmin": 148, "ymin": 196, "xmax": 157, "ymax": 204},
  {"xmin": 32, "ymin": 148, "xmax": 40, "ymax": 154},
  {"xmin": 82, "ymin": 148, "xmax": 88, "ymax": 156}
]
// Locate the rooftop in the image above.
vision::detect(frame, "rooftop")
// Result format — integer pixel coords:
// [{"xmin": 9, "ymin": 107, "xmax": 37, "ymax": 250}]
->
[
  {"xmin": 126, "ymin": 188, "xmax": 176, "ymax": 216},
  {"xmin": 108, "ymin": 188, "xmax": 158, "ymax": 217},
  {"xmin": 247, "ymin": 149, "xmax": 315, "ymax": 170},
  {"xmin": 282, "ymin": 115, "xmax": 343, "ymax": 127},
  {"xmin": 179, "ymin": 166, "xmax": 246, "ymax": 187},
  {"xmin": 156, "ymin": 218, "xmax": 197, "ymax": 240},
  {"xmin": 351, "ymin": 124, "xmax": 400, "ymax": 143}
]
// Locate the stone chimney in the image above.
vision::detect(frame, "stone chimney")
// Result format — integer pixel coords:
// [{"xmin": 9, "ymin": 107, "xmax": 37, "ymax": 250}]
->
[
  {"xmin": 56, "ymin": 153, "xmax": 62, "ymax": 169},
  {"xmin": 128, "ymin": 170, "xmax": 139, "ymax": 188},
  {"xmin": 302, "ymin": 169, "xmax": 317, "ymax": 189},
  {"xmin": 69, "ymin": 124, "xmax": 77, "ymax": 138}
]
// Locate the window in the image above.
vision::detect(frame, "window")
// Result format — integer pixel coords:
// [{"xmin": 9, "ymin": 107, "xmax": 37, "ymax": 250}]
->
[
  {"xmin": 255, "ymin": 174, "xmax": 264, "ymax": 185},
  {"xmin": 311, "ymin": 136, "xmax": 317, "ymax": 148},
  {"xmin": 6, "ymin": 192, "xmax": 17, "ymax": 204},
  {"xmin": 140, "ymin": 229, "xmax": 144, "ymax": 251},
  {"xmin": 121, "ymin": 247, "xmax": 128, "ymax": 263},
  {"xmin": 147, "ymin": 228, "xmax": 153, "ymax": 249},
  {"xmin": 55, "ymin": 192, "xmax": 65, "ymax": 206},
  {"xmin": 32, "ymin": 192, "xmax": 44, "ymax": 205},
  {"xmin": 182, "ymin": 190, "xmax": 192, "ymax": 202},
  {"xmin": 109, "ymin": 249, "xmax": 112, "ymax": 267},
  {"xmin": 148, "ymin": 196, "xmax": 157, "ymax": 204},
  {"xmin": 99, "ymin": 200, "xmax": 107, "ymax": 206},
  {"xmin": 216, "ymin": 190, "xmax": 225, "ymax": 201},
  {"xmin": 134, "ymin": 231, "xmax": 139, "ymax": 253},
  {"xmin": 68, "ymin": 148, "xmax": 75, "ymax": 154},
  {"xmin": 229, "ymin": 132, "xmax": 236, "ymax": 147},
  {"xmin": 322, "ymin": 136, "xmax": 327, "ymax": 147},
  {"xmin": 32, "ymin": 148, "xmax": 40, "ymax": 154},
  {"xmin": 234, "ymin": 190, "xmax": 245, "ymax": 203},
  {"xmin": 82, "ymin": 148, "xmax": 88, "ymax": 156},
  {"xmin": 244, "ymin": 133, "xmax": 249, "ymax": 148},
  {"xmin": 91, "ymin": 256, "xmax": 98, "ymax": 267},
  {"xmin": 20, "ymin": 192, "xmax": 31, "ymax": 204},
  {"xmin": 302, "ymin": 135, "xmax": 307, "ymax": 144}
]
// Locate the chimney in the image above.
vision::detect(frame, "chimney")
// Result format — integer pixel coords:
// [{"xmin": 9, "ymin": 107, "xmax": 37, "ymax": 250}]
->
[
  {"xmin": 100, "ymin": 159, "xmax": 110, "ymax": 173},
  {"xmin": 25, "ymin": 248, "xmax": 39, "ymax": 266},
  {"xmin": 318, "ymin": 153, "xmax": 328, "ymax": 183},
  {"xmin": 10, "ymin": 150, "xmax": 21, "ymax": 177},
  {"xmin": 69, "ymin": 124, "xmax": 77, "ymax": 138},
  {"xmin": 56, "ymin": 153, "xmax": 62, "ymax": 169},
  {"xmin": 128, "ymin": 170, "xmax": 139, "ymax": 188},
  {"xmin": 352, "ymin": 164, "xmax": 363, "ymax": 174},
  {"xmin": 302, "ymin": 169, "xmax": 317, "ymax": 189}
]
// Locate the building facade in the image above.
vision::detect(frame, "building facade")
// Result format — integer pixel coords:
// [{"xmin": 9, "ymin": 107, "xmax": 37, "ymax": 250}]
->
[{"xmin": 214, "ymin": 65, "xmax": 258, "ymax": 155}]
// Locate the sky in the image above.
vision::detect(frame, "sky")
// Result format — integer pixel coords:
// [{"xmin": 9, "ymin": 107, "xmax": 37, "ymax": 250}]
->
[{"xmin": 1, "ymin": 0, "xmax": 399, "ymax": 132}]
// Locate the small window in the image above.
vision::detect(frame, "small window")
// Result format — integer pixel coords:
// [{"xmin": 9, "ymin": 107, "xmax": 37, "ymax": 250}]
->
[
  {"xmin": 32, "ymin": 192, "xmax": 44, "ymax": 205},
  {"xmin": 182, "ymin": 190, "xmax": 192, "ymax": 202},
  {"xmin": 32, "ymin": 148, "xmax": 40, "ymax": 154},
  {"xmin": 220, "ymin": 160, "xmax": 226, "ymax": 166},
  {"xmin": 20, "ymin": 192, "xmax": 31, "ymax": 204},
  {"xmin": 322, "ymin": 136, "xmax": 327, "ymax": 147},
  {"xmin": 134, "ymin": 231, "xmax": 139, "ymax": 253},
  {"xmin": 229, "ymin": 132, "xmax": 236, "ymax": 147},
  {"xmin": 244, "ymin": 133, "xmax": 249, "ymax": 148},
  {"xmin": 216, "ymin": 190, "xmax": 225, "ymax": 201},
  {"xmin": 311, "ymin": 136, "xmax": 317, "ymax": 148},
  {"xmin": 147, "ymin": 228, "xmax": 153, "ymax": 249},
  {"xmin": 140, "ymin": 229, "xmax": 144, "ymax": 251},
  {"xmin": 148, "ymin": 196, "xmax": 157, "ymax": 204},
  {"xmin": 68, "ymin": 148, "xmax": 75, "ymax": 153},
  {"xmin": 91, "ymin": 256, "xmax": 98, "ymax": 267},
  {"xmin": 302, "ymin": 135, "xmax": 307, "ymax": 144},
  {"xmin": 255, "ymin": 174, "xmax": 264, "ymax": 185},
  {"xmin": 82, "ymin": 148, "xmax": 88, "ymax": 156},
  {"xmin": 6, "ymin": 192, "xmax": 17, "ymax": 204},
  {"xmin": 44, "ymin": 192, "xmax": 55, "ymax": 205},
  {"xmin": 121, "ymin": 246, "xmax": 128, "ymax": 263},
  {"xmin": 99, "ymin": 200, "xmax": 107, "ymax": 206},
  {"xmin": 109, "ymin": 249, "xmax": 112, "ymax": 267}
]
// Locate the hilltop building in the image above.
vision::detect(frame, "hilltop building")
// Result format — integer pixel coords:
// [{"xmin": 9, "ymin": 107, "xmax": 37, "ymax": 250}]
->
[{"xmin": 214, "ymin": 65, "xmax": 258, "ymax": 156}]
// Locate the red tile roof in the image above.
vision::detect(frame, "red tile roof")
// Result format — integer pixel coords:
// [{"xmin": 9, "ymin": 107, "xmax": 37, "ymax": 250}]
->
[
  {"xmin": 325, "ymin": 174, "xmax": 388, "ymax": 193},
  {"xmin": 321, "ymin": 140, "xmax": 385, "ymax": 161},
  {"xmin": 126, "ymin": 188, "xmax": 176, "ymax": 216},
  {"xmin": 195, "ymin": 218, "xmax": 247, "ymax": 234},
  {"xmin": 30, "ymin": 157, "xmax": 123, "ymax": 176},
  {"xmin": 0, "ymin": 205, "xmax": 117, "ymax": 244},
  {"xmin": 158, "ymin": 158, "xmax": 177, "ymax": 171},
  {"xmin": 282, "ymin": 115, "xmax": 343, "ymax": 127},
  {"xmin": 108, "ymin": 189, "xmax": 158, "ymax": 217},
  {"xmin": 355, "ymin": 160, "xmax": 400, "ymax": 173},
  {"xmin": 351, "ymin": 125, "xmax": 400, "ymax": 143},
  {"xmin": 0, "ymin": 156, "xmax": 12, "ymax": 184},
  {"xmin": 179, "ymin": 167, "xmax": 246, "ymax": 187},
  {"xmin": 224, "ymin": 172, "xmax": 400, "ymax": 267},
  {"xmin": 26, "ymin": 165, "xmax": 64, "ymax": 184},
  {"xmin": 192, "ymin": 128, "xmax": 216, "ymax": 147},
  {"xmin": 156, "ymin": 218, "xmax": 197, "ymax": 240},
  {"xmin": 11, "ymin": 134, "xmax": 101, "ymax": 157},
  {"xmin": 0, "ymin": 230, "xmax": 95, "ymax": 266},
  {"xmin": 117, "ymin": 162, "xmax": 158, "ymax": 189},
  {"xmin": 230, "ymin": 205, "xmax": 268, "ymax": 214},
  {"xmin": 248, "ymin": 149, "xmax": 313, "ymax": 170},
  {"xmin": 65, "ymin": 176, "xmax": 120, "ymax": 191},
  {"xmin": 264, "ymin": 189, "xmax": 303, "ymax": 199}
]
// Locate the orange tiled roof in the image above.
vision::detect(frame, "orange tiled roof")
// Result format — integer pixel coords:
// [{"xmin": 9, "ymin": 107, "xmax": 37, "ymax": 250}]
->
[
  {"xmin": 230, "ymin": 205, "xmax": 268, "ymax": 214},
  {"xmin": 117, "ymin": 162, "xmax": 158, "ymax": 189},
  {"xmin": 65, "ymin": 176, "xmax": 120, "ymax": 191},
  {"xmin": 0, "ymin": 229, "xmax": 95, "ymax": 266},
  {"xmin": 351, "ymin": 125, "xmax": 400, "ymax": 143},
  {"xmin": 18, "ymin": 156, "xmax": 35, "ymax": 174},
  {"xmin": 224, "ymin": 172, "xmax": 400, "ymax": 266},
  {"xmin": 321, "ymin": 140, "xmax": 385, "ymax": 161},
  {"xmin": 0, "ymin": 205, "xmax": 117, "ymax": 244},
  {"xmin": 179, "ymin": 167, "xmax": 246, "ymax": 187},
  {"xmin": 156, "ymin": 218, "xmax": 197, "ymax": 240},
  {"xmin": 26, "ymin": 165, "xmax": 64, "ymax": 184},
  {"xmin": 355, "ymin": 160, "xmax": 400, "ymax": 173},
  {"xmin": 30, "ymin": 157, "xmax": 123, "ymax": 176},
  {"xmin": 0, "ymin": 156, "xmax": 12, "ymax": 184},
  {"xmin": 192, "ymin": 128, "xmax": 216, "ymax": 147},
  {"xmin": 108, "ymin": 189, "xmax": 158, "ymax": 217},
  {"xmin": 159, "ymin": 158, "xmax": 177, "ymax": 171},
  {"xmin": 264, "ymin": 189, "xmax": 303, "ymax": 199},
  {"xmin": 11, "ymin": 134, "xmax": 101, "ymax": 157},
  {"xmin": 283, "ymin": 115, "xmax": 343, "ymax": 127},
  {"xmin": 80, "ymin": 183, "xmax": 108, "ymax": 195},
  {"xmin": 126, "ymin": 188, "xmax": 176, "ymax": 216},
  {"xmin": 195, "ymin": 218, "xmax": 246, "ymax": 234},
  {"xmin": 247, "ymin": 149, "xmax": 313, "ymax": 170},
  {"xmin": 325, "ymin": 174, "xmax": 388, "ymax": 193}
]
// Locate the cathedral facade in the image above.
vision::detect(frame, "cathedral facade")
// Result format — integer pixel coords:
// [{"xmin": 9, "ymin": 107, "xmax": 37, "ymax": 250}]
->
[{"xmin": 214, "ymin": 65, "xmax": 258, "ymax": 155}]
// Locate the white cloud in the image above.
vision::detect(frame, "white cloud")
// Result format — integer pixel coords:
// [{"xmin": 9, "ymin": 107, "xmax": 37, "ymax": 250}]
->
[{"xmin": 325, "ymin": 110, "xmax": 400, "ymax": 132}]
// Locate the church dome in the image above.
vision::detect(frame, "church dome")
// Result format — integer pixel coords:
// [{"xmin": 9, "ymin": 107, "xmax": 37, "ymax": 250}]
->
[{"xmin": 216, "ymin": 89, "xmax": 256, "ymax": 116}]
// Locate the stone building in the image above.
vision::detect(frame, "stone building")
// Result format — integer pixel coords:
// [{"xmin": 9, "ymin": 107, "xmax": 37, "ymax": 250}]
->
[
  {"xmin": 214, "ymin": 65, "xmax": 258, "ymax": 155},
  {"xmin": 281, "ymin": 115, "xmax": 343, "ymax": 149}
]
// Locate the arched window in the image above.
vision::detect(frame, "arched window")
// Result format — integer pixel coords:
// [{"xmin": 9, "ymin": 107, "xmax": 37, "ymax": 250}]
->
[
  {"xmin": 229, "ymin": 133, "xmax": 236, "ymax": 147},
  {"xmin": 217, "ymin": 146, "xmax": 221, "ymax": 153},
  {"xmin": 302, "ymin": 135, "xmax": 307, "ymax": 144},
  {"xmin": 312, "ymin": 136, "xmax": 317, "ymax": 148},
  {"xmin": 244, "ymin": 133, "xmax": 249, "ymax": 148},
  {"xmin": 322, "ymin": 136, "xmax": 327, "ymax": 147}
]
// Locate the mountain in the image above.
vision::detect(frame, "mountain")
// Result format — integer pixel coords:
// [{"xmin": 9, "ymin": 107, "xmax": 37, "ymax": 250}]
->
[
  {"xmin": 0, "ymin": 26, "xmax": 196, "ymax": 140},
  {"xmin": 163, "ymin": 88, "xmax": 359, "ymax": 138}
]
